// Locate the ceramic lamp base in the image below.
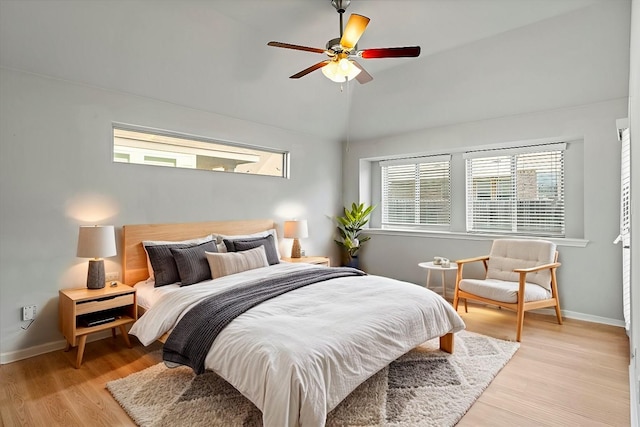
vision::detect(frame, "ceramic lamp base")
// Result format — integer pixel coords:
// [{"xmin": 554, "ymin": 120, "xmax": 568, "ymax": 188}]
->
[
  {"xmin": 291, "ymin": 238, "xmax": 302, "ymax": 258},
  {"xmin": 87, "ymin": 259, "xmax": 106, "ymax": 289}
]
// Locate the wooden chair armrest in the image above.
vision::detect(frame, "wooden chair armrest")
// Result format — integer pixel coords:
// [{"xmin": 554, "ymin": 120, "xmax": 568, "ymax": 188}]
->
[
  {"xmin": 455, "ymin": 255, "xmax": 490, "ymax": 265},
  {"xmin": 513, "ymin": 262, "xmax": 561, "ymax": 274}
]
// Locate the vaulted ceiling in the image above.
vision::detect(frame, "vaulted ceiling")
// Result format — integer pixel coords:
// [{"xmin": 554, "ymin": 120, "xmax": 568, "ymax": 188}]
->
[{"xmin": 0, "ymin": 0, "xmax": 628, "ymax": 142}]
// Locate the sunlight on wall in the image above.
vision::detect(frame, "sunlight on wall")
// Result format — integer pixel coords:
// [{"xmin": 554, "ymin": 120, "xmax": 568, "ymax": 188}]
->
[
  {"xmin": 65, "ymin": 193, "xmax": 119, "ymax": 223},
  {"xmin": 274, "ymin": 202, "xmax": 307, "ymax": 221}
]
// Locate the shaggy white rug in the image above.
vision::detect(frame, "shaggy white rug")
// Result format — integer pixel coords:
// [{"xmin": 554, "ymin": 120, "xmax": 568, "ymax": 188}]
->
[{"xmin": 107, "ymin": 330, "xmax": 518, "ymax": 427}]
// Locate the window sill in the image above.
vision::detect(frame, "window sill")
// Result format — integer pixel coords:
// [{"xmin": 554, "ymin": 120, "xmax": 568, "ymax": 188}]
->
[{"xmin": 365, "ymin": 228, "xmax": 589, "ymax": 248}]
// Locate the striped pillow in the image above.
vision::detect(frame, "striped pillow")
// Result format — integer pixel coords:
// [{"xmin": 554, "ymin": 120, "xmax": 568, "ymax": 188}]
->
[{"xmin": 206, "ymin": 245, "xmax": 269, "ymax": 279}]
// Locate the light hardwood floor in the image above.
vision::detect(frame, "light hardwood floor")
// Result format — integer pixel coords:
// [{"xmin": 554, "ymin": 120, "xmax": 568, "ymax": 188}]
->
[{"xmin": 0, "ymin": 305, "xmax": 630, "ymax": 426}]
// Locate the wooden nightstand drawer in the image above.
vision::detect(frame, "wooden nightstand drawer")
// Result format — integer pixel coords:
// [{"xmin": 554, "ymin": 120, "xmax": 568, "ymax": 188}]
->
[{"xmin": 75, "ymin": 293, "xmax": 134, "ymax": 316}]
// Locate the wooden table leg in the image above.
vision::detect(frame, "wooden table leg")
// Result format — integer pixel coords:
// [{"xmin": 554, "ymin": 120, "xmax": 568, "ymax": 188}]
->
[
  {"xmin": 75, "ymin": 335, "xmax": 87, "ymax": 369},
  {"xmin": 119, "ymin": 325, "xmax": 132, "ymax": 348},
  {"xmin": 111, "ymin": 327, "xmax": 116, "ymax": 339}
]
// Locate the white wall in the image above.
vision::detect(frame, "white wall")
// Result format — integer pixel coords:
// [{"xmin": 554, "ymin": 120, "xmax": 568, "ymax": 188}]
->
[
  {"xmin": 340, "ymin": 0, "xmax": 631, "ymax": 325},
  {"xmin": 349, "ymin": 1, "xmax": 631, "ymax": 140},
  {"xmin": 0, "ymin": 68, "xmax": 343, "ymax": 361},
  {"xmin": 344, "ymin": 99, "xmax": 627, "ymax": 324}
]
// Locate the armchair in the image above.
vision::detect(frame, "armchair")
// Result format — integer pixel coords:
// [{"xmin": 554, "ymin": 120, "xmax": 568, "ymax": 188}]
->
[{"xmin": 452, "ymin": 239, "xmax": 562, "ymax": 342}]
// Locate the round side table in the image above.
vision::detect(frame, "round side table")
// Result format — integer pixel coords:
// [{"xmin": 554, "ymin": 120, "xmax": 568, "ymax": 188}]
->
[{"xmin": 418, "ymin": 261, "xmax": 458, "ymax": 298}]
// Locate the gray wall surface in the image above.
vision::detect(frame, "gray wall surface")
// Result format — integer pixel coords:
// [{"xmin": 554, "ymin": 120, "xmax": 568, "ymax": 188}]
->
[
  {"xmin": 338, "ymin": 0, "xmax": 632, "ymax": 325},
  {"xmin": 0, "ymin": 0, "xmax": 633, "ymax": 361},
  {"xmin": 0, "ymin": 69, "xmax": 342, "ymax": 360},
  {"xmin": 343, "ymin": 98, "xmax": 628, "ymax": 323}
]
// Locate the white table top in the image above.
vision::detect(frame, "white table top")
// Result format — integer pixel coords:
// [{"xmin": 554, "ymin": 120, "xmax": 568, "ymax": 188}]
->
[{"xmin": 418, "ymin": 261, "xmax": 458, "ymax": 270}]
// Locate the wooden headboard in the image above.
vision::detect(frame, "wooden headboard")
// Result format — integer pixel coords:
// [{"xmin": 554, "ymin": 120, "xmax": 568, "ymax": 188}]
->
[{"xmin": 122, "ymin": 219, "xmax": 277, "ymax": 285}]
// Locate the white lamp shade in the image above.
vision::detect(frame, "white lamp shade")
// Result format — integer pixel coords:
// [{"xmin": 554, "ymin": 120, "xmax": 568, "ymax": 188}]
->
[
  {"xmin": 77, "ymin": 225, "xmax": 117, "ymax": 258},
  {"xmin": 284, "ymin": 220, "xmax": 309, "ymax": 239}
]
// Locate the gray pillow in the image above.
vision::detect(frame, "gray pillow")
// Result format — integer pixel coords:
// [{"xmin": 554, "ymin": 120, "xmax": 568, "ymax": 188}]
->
[
  {"xmin": 171, "ymin": 241, "xmax": 218, "ymax": 286},
  {"xmin": 146, "ymin": 243, "xmax": 190, "ymax": 287},
  {"xmin": 224, "ymin": 234, "xmax": 280, "ymax": 265}
]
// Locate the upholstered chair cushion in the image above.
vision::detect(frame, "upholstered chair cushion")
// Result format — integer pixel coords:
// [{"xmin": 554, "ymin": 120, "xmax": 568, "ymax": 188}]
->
[
  {"xmin": 458, "ymin": 278, "xmax": 551, "ymax": 303},
  {"xmin": 486, "ymin": 239, "xmax": 556, "ymax": 291}
]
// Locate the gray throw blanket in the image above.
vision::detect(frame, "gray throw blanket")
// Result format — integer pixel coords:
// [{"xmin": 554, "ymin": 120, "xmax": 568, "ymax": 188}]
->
[{"xmin": 163, "ymin": 266, "xmax": 366, "ymax": 374}]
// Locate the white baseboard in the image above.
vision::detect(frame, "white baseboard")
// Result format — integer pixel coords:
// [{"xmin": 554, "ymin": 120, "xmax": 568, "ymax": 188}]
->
[
  {"xmin": 1, "ymin": 330, "xmax": 113, "ymax": 365},
  {"xmin": 534, "ymin": 307, "xmax": 625, "ymax": 328}
]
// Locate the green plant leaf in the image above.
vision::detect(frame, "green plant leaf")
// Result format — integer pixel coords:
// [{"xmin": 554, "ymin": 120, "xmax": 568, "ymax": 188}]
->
[{"xmin": 333, "ymin": 202, "xmax": 376, "ymax": 257}]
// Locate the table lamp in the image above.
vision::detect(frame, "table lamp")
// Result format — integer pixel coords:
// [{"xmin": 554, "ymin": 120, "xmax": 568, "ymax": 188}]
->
[
  {"xmin": 77, "ymin": 225, "xmax": 117, "ymax": 289},
  {"xmin": 284, "ymin": 220, "xmax": 308, "ymax": 258}
]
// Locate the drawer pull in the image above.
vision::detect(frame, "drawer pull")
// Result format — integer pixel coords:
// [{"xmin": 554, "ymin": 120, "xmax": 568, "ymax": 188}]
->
[{"xmin": 77, "ymin": 293, "xmax": 131, "ymax": 304}]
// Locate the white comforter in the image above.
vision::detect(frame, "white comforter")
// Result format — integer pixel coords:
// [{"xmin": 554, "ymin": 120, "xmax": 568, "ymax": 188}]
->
[{"xmin": 130, "ymin": 263, "xmax": 465, "ymax": 427}]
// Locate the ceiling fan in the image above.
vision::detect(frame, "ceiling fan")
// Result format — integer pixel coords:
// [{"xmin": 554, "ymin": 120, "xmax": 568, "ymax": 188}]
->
[{"xmin": 267, "ymin": 0, "xmax": 421, "ymax": 84}]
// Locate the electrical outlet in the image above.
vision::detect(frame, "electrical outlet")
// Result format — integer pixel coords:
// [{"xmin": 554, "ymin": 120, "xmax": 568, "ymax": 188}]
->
[
  {"xmin": 105, "ymin": 272, "xmax": 120, "ymax": 282},
  {"xmin": 22, "ymin": 305, "xmax": 36, "ymax": 321}
]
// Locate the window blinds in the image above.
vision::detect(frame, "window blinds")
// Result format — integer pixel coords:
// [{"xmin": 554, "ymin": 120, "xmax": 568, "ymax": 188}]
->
[
  {"xmin": 381, "ymin": 156, "xmax": 451, "ymax": 227},
  {"xmin": 465, "ymin": 144, "xmax": 565, "ymax": 236}
]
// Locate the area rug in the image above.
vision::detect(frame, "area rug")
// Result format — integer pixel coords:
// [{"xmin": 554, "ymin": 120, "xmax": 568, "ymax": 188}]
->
[{"xmin": 107, "ymin": 330, "xmax": 518, "ymax": 427}]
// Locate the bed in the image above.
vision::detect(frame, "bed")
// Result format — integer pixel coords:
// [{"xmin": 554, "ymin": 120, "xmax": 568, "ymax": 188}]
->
[{"xmin": 123, "ymin": 219, "xmax": 465, "ymax": 427}]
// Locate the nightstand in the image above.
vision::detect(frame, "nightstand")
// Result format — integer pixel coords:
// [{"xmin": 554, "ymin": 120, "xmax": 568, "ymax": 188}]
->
[
  {"xmin": 59, "ymin": 282, "xmax": 137, "ymax": 368},
  {"xmin": 281, "ymin": 256, "xmax": 331, "ymax": 267}
]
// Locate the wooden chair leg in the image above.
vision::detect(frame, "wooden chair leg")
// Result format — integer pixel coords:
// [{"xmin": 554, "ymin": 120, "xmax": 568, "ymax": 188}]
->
[
  {"xmin": 554, "ymin": 303, "xmax": 563, "ymax": 325},
  {"xmin": 464, "ymin": 299, "xmax": 468, "ymax": 313},
  {"xmin": 551, "ymin": 267, "xmax": 562, "ymax": 325},
  {"xmin": 516, "ymin": 306, "xmax": 525, "ymax": 342}
]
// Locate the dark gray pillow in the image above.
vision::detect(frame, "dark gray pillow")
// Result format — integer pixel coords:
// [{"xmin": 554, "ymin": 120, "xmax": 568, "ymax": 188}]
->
[
  {"xmin": 170, "ymin": 241, "xmax": 217, "ymax": 286},
  {"xmin": 146, "ymin": 243, "xmax": 189, "ymax": 287},
  {"xmin": 224, "ymin": 234, "xmax": 280, "ymax": 265}
]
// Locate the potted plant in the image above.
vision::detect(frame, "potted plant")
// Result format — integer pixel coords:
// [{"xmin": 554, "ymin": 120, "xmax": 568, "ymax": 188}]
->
[{"xmin": 334, "ymin": 202, "xmax": 375, "ymax": 268}]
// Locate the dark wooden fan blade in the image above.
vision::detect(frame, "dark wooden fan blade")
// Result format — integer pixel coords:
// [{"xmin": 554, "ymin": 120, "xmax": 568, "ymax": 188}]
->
[
  {"xmin": 290, "ymin": 61, "xmax": 331, "ymax": 79},
  {"xmin": 352, "ymin": 61, "xmax": 373, "ymax": 84},
  {"xmin": 360, "ymin": 46, "xmax": 421, "ymax": 59},
  {"xmin": 267, "ymin": 41, "xmax": 326, "ymax": 54}
]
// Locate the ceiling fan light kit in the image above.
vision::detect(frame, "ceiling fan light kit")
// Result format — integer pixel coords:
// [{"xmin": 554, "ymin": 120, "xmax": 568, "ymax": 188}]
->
[
  {"xmin": 268, "ymin": 0, "xmax": 421, "ymax": 84},
  {"xmin": 321, "ymin": 57, "xmax": 361, "ymax": 82}
]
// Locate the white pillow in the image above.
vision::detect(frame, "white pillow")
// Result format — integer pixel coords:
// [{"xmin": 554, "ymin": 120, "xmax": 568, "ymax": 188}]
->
[
  {"xmin": 214, "ymin": 229, "xmax": 281, "ymax": 258},
  {"xmin": 206, "ymin": 245, "xmax": 269, "ymax": 279},
  {"xmin": 142, "ymin": 234, "xmax": 214, "ymax": 279}
]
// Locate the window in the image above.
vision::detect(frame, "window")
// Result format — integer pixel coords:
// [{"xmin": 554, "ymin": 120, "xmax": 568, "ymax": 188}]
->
[
  {"xmin": 113, "ymin": 125, "xmax": 289, "ymax": 178},
  {"xmin": 464, "ymin": 143, "xmax": 565, "ymax": 236},
  {"xmin": 381, "ymin": 156, "xmax": 451, "ymax": 228}
]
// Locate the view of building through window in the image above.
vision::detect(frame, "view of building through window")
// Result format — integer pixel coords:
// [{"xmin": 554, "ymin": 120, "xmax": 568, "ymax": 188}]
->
[
  {"xmin": 381, "ymin": 156, "xmax": 451, "ymax": 228},
  {"xmin": 113, "ymin": 126, "xmax": 289, "ymax": 178},
  {"xmin": 379, "ymin": 144, "xmax": 565, "ymax": 238},
  {"xmin": 466, "ymin": 147, "xmax": 565, "ymax": 236}
]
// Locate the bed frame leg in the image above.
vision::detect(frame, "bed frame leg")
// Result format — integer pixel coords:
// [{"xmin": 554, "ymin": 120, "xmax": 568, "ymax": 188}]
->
[{"xmin": 439, "ymin": 332, "xmax": 454, "ymax": 354}]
